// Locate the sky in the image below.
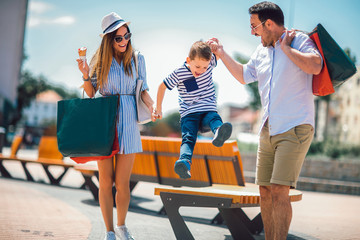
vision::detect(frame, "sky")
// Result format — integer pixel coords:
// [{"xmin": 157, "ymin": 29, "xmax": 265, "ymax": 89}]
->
[{"xmin": 23, "ymin": 0, "xmax": 360, "ymax": 115}]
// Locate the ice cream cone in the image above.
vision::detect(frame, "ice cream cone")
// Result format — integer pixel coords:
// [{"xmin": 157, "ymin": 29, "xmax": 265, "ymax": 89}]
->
[{"xmin": 78, "ymin": 47, "xmax": 87, "ymax": 67}]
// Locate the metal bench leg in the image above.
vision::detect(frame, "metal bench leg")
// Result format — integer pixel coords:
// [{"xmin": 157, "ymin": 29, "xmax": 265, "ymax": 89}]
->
[
  {"xmin": 219, "ymin": 208, "xmax": 263, "ymax": 240},
  {"xmin": 159, "ymin": 192, "xmax": 232, "ymax": 240},
  {"xmin": 130, "ymin": 181, "xmax": 138, "ymax": 192},
  {"xmin": 0, "ymin": 160, "xmax": 12, "ymax": 178},
  {"xmin": 158, "ymin": 206, "xmax": 166, "ymax": 215},
  {"xmin": 160, "ymin": 193, "xmax": 195, "ymax": 240},
  {"xmin": 42, "ymin": 165, "xmax": 69, "ymax": 185},
  {"xmin": 20, "ymin": 162, "xmax": 34, "ymax": 182},
  {"xmin": 81, "ymin": 174, "xmax": 99, "ymax": 201},
  {"xmin": 211, "ymin": 212, "xmax": 224, "ymax": 225}
]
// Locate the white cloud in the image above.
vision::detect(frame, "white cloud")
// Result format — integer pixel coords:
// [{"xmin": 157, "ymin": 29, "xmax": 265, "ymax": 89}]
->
[
  {"xmin": 27, "ymin": 16, "xmax": 76, "ymax": 28},
  {"xmin": 52, "ymin": 16, "xmax": 76, "ymax": 25},
  {"xmin": 27, "ymin": 1, "xmax": 75, "ymax": 28},
  {"xmin": 29, "ymin": 1, "xmax": 53, "ymax": 14},
  {"xmin": 28, "ymin": 17, "xmax": 42, "ymax": 27}
]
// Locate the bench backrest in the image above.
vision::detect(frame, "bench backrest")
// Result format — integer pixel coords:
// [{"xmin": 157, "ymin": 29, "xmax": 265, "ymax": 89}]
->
[
  {"xmin": 10, "ymin": 136, "xmax": 23, "ymax": 158},
  {"xmin": 37, "ymin": 136, "xmax": 64, "ymax": 163},
  {"xmin": 131, "ymin": 136, "xmax": 245, "ymax": 187}
]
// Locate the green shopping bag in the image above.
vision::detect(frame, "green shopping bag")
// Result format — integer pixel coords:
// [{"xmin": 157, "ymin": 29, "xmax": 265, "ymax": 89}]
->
[
  {"xmin": 57, "ymin": 95, "xmax": 118, "ymax": 157},
  {"xmin": 309, "ymin": 24, "xmax": 357, "ymax": 96}
]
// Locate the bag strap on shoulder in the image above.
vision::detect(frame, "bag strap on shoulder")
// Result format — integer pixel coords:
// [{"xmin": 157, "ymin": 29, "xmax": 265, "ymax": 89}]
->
[{"xmin": 134, "ymin": 50, "xmax": 139, "ymax": 80}]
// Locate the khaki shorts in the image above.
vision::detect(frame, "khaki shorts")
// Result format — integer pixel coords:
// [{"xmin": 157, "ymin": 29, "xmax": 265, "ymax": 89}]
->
[{"xmin": 256, "ymin": 121, "xmax": 314, "ymax": 188}]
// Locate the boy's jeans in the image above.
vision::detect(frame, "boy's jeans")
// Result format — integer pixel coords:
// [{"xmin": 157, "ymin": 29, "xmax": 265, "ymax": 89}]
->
[{"xmin": 179, "ymin": 111, "xmax": 223, "ymax": 162}]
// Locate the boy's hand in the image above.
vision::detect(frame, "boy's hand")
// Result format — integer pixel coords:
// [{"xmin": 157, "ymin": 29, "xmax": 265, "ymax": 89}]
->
[{"xmin": 153, "ymin": 108, "xmax": 162, "ymax": 120}]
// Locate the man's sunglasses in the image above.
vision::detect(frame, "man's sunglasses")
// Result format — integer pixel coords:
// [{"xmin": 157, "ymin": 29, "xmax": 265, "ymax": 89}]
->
[{"xmin": 114, "ymin": 32, "xmax": 132, "ymax": 43}]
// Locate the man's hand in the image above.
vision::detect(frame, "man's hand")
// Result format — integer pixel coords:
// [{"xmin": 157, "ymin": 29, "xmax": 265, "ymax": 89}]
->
[
  {"xmin": 206, "ymin": 38, "xmax": 225, "ymax": 59},
  {"xmin": 279, "ymin": 29, "xmax": 296, "ymax": 53},
  {"xmin": 279, "ymin": 29, "xmax": 322, "ymax": 75}
]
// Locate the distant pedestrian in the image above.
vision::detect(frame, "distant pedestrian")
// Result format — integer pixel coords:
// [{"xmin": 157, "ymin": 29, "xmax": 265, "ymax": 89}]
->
[
  {"xmin": 207, "ymin": 1, "xmax": 322, "ymax": 239},
  {"xmin": 76, "ymin": 12, "xmax": 155, "ymax": 240}
]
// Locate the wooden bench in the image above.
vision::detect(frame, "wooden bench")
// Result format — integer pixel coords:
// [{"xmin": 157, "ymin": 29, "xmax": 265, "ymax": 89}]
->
[
  {"xmin": 75, "ymin": 136, "xmax": 246, "ymax": 201},
  {"xmin": 0, "ymin": 135, "xmax": 75, "ymax": 185},
  {"xmin": 155, "ymin": 184, "xmax": 302, "ymax": 240},
  {"xmin": 153, "ymin": 140, "xmax": 303, "ymax": 240}
]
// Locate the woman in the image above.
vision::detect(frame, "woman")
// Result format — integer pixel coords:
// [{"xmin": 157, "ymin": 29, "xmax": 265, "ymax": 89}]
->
[{"xmin": 76, "ymin": 12, "xmax": 154, "ymax": 240}]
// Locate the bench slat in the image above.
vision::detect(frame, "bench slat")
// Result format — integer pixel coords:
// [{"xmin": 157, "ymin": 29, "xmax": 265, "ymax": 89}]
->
[{"xmin": 155, "ymin": 183, "xmax": 302, "ymax": 204}]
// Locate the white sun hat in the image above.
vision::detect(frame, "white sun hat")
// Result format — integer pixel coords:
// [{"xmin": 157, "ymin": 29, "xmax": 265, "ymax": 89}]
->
[{"xmin": 99, "ymin": 12, "xmax": 130, "ymax": 38}]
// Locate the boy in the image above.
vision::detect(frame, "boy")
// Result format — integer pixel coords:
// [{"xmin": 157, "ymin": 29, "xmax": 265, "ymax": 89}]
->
[{"xmin": 154, "ymin": 41, "xmax": 232, "ymax": 179}]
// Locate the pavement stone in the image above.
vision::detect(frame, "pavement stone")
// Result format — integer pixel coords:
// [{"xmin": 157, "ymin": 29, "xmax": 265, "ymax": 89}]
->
[{"xmin": 1, "ymin": 148, "xmax": 360, "ymax": 239}]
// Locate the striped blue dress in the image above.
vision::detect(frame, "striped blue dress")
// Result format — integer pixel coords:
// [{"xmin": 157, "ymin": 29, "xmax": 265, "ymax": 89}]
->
[{"xmin": 91, "ymin": 52, "xmax": 148, "ymax": 154}]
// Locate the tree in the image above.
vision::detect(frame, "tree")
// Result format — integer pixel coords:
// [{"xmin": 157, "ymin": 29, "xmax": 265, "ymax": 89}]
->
[
  {"xmin": 11, "ymin": 70, "xmax": 80, "ymax": 126},
  {"xmin": 343, "ymin": 47, "xmax": 357, "ymax": 65},
  {"xmin": 11, "ymin": 71, "xmax": 50, "ymax": 125},
  {"xmin": 163, "ymin": 111, "xmax": 181, "ymax": 133},
  {"xmin": 234, "ymin": 53, "xmax": 261, "ymax": 110}
]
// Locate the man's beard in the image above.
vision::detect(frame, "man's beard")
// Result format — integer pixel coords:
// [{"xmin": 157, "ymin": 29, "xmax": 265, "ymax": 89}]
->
[{"xmin": 261, "ymin": 27, "xmax": 275, "ymax": 47}]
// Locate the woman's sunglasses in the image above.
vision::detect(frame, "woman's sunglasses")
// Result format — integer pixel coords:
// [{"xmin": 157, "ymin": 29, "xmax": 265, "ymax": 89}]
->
[{"xmin": 114, "ymin": 33, "xmax": 132, "ymax": 43}]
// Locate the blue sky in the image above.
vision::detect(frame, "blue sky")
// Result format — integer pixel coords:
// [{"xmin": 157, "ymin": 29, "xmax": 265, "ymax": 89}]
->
[{"xmin": 24, "ymin": 0, "xmax": 360, "ymax": 115}]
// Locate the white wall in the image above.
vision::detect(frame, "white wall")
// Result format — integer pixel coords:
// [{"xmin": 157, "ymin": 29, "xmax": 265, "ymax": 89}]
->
[{"xmin": 0, "ymin": 0, "xmax": 28, "ymax": 106}]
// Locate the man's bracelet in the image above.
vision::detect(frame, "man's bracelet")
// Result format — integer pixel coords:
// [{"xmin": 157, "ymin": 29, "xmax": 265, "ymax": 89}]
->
[{"xmin": 82, "ymin": 76, "xmax": 90, "ymax": 81}]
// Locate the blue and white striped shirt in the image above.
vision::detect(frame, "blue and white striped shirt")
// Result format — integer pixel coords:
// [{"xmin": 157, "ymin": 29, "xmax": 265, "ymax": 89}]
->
[
  {"xmin": 91, "ymin": 52, "xmax": 148, "ymax": 154},
  {"xmin": 163, "ymin": 54, "xmax": 218, "ymax": 118}
]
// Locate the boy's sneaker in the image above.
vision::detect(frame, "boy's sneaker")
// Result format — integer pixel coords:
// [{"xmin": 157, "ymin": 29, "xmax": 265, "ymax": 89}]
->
[
  {"xmin": 212, "ymin": 122, "xmax": 232, "ymax": 147},
  {"xmin": 174, "ymin": 159, "xmax": 191, "ymax": 179},
  {"xmin": 115, "ymin": 225, "xmax": 135, "ymax": 240},
  {"xmin": 104, "ymin": 231, "xmax": 116, "ymax": 240}
]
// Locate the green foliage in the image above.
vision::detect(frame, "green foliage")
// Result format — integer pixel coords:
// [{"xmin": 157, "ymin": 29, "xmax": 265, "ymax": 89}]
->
[
  {"xmin": 246, "ymin": 82, "xmax": 262, "ymax": 110},
  {"xmin": 343, "ymin": 47, "xmax": 357, "ymax": 64},
  {"xmin": 308, "ymin": 140, "xmax": 360, "ymax": 160},
  {"xmin": 233, "ymin": 53, "xmax": 249, "ymax": 64},
  {"xmin": 12, "ymin": 69, "xmax": 80, "ymax": 126},
  {"xmin": 237, "ymin": 140, "xmax": 258, "ymax": 153},
  {"xmin": 144, "ymin": 111, "xmax": 181, "ymax": 136},
  {"xmin": 163, "ymin": 111, "xmax": 181, "ymax": 133},
  {"xmin": 50, "ymin": 85, "xmax": 80, "ymax": 100},
  {"xmin": 17, "ymin": 70, "xmax": 49, "ymax": 111},
  {"xmin": 234, "ymin": 53, "xmax": 261, "ymax": 110}
]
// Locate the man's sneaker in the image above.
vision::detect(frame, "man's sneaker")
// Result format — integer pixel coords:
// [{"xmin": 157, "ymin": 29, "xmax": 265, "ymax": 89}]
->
[
  {"xmin": 115, "ymin": 225, "xmax": 135, "ymax": 240},
  {"xmin": 104, "ymin": 231, "xmax": 116, "ymax": 240},
  {"xmin": 174, "ymin": 159, "xmax": 191, "ymax": 179},
  {"xmin": 212, "ymin": 122, "xmax": 232, "ymax": 147}
]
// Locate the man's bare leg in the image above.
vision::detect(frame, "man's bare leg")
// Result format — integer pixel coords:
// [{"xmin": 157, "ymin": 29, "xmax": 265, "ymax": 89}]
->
[
  {"xmin": 271, "ymin": 184, "xmax": 292, "ymax": 240},
  {"xmin": 259, "ymin": 185, "xmax": 274, "ymax": 240}
]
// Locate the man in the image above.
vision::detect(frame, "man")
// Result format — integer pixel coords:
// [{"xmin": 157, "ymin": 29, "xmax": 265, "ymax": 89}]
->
[{"xmin": 207, "ymin": 1, "xmax": 322, "ymax": 239}]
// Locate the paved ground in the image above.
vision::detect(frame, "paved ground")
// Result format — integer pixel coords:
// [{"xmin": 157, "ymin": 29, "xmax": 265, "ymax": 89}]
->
[{"xmin": 1, "ymin": 148, "xmax": 360, "ymax": 240}]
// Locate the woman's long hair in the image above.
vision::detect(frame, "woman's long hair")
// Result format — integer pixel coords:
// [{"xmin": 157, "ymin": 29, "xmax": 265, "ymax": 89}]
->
[{"xmin": 89, "ymin": 25, "xmax": 133, "ymax": 90}]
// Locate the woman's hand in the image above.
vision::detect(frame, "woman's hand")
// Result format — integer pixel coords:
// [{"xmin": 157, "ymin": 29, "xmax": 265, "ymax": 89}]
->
[
  {"xmin": 76, "ymin": 58, "xmax": 90, "ymax": 78},
  {"xmin": 141, "ymin": 90, "xmax": 157, "ymax": 122}
]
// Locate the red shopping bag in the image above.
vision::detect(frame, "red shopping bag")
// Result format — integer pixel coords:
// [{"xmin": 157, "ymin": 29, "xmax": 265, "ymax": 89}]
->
[
  {"xmin": 309, "ymin": 24, "xmax": 357, "ymax": 96},
  {"xmin": 70, "ymin": 132, "xmax": 119, "ymax": 164},
  {"xmin": 309, "ymin": 32, "xmax": 335, "ymax": 96}
]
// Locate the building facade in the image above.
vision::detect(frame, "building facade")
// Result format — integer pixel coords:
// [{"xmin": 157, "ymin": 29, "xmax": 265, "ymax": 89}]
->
[
  {"xmin": 337, "ymin": 67, "xmax": 360, "ymax": 144},
  {"xmin": 22, "ymin": 91, "xmax": 62, "ymax": 127}
]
